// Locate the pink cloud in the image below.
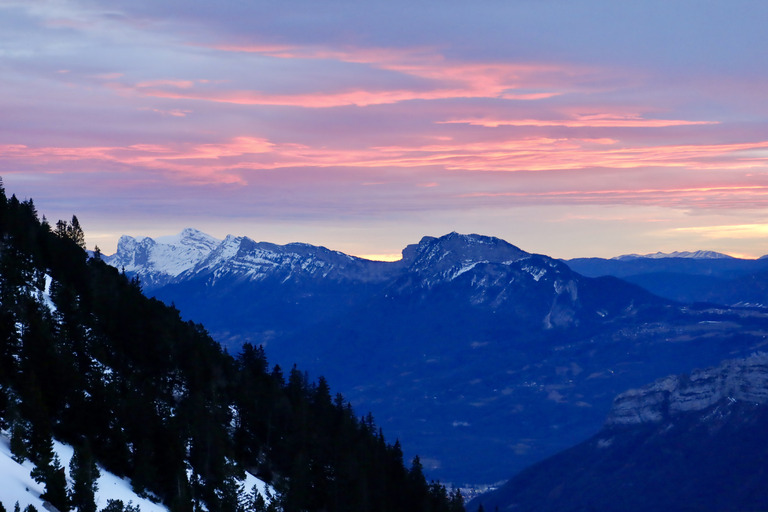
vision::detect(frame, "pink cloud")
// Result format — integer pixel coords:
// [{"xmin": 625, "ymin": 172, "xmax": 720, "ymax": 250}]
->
[
  {"xmin": 138, "ymin": 87, "xmax": 488, "ymax": 108},
  {"xmin": 5, "ymin": 136, "xmax": 768, "ymax": 182},
  {"xmin": 139, "ymin": 107, "xmax": 192, "ymax": 117},
  {"xmin": 123, "ymin": 43, "xmax": 575, "ymax": 108},
  {"xmin": 135, "ymin": 79, "xmax": 195, "ymax": 89},
  {"xmin": 440, "ymin": 113, "xmax": 719, "ymax": 128},
  {"xmin": 361, "ymin": 139, "xmax": 768, "ymax": 172},
  {"xmin": 0, "ymin": 139, "xmax": 274, "ymax": 185},
  {"xmin": 459, "ymin": 185, "xmax": 768, "ymax": 210}
]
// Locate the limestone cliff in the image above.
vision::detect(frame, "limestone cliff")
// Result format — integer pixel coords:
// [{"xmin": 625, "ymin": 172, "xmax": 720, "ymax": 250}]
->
[{"xmin": 606, "ymin": 352, "xmax": 768, "ymax": 426}]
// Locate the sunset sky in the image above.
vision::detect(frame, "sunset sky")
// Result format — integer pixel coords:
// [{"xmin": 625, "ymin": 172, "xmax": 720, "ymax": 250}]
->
[{"xmin": 2, "ymin": 0, "xmax": 768, "ymax": 260}]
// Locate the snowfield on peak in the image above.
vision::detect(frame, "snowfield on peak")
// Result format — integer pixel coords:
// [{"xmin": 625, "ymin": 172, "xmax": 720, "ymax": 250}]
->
[{"xmin": 106, "ymin": 229, "xmax": 221, "ymax": 286}]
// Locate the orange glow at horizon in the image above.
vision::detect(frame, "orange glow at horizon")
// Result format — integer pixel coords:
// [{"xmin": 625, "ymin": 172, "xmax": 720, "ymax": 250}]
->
[
  {"xmin": 353, "ymin": 253, "xmax": 404, "ymax": 262},
  {"xmin": 666, "ymin": 224, "xmax": 768, "ymax": 239}
]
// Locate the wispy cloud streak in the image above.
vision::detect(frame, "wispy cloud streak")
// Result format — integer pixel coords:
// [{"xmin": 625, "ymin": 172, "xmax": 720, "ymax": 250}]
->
[{"xmin": 111, "ymin": 43, "xmax": 573, "ymax": 107}]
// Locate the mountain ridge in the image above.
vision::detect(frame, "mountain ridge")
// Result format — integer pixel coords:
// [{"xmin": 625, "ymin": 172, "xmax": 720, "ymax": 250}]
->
[
  {"xmin": 106, "ymin": 228, "xmax": 768, "ymax": 486},
  {"xmin": 613, "ymin": 250, "xmax": 736, "ymax": 260}
]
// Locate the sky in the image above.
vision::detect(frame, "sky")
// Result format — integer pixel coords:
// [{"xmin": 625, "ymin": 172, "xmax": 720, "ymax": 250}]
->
[{"xmin": 1, "ymin": 0, "xmax": 768, "ymax": 260}]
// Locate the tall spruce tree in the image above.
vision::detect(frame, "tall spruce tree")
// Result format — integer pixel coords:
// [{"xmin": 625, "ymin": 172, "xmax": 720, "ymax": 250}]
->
[{"xmin": 70, "ymin": 441, "xmax": 100, "ymax": 512}]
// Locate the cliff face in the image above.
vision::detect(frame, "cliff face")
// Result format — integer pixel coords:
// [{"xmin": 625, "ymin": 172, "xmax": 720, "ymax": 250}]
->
[
  {"xmin": 469, "ymin": 353, "xmax": 768, "ymax": 512},
  {"xmin": 606, "ymin": 353, "xmax": 768, "ymax": 426}
]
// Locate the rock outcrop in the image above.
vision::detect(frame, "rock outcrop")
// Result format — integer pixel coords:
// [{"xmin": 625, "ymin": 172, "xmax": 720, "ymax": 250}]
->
[{"xmin": 606, "ymin": 353, "xmax": 768, "ymax": 426}]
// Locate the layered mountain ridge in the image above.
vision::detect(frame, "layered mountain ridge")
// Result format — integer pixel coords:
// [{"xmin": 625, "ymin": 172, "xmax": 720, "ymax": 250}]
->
[
  {"xmin": 107, "ymin": 229, "xmax": 768, "ymax": 486},
  {"xmin": 108, "ymin": 229, "xmax": 626, "ymax": 327},
  {"xmin": 567, "ymin": 251, "xmax": 768, "ymax": 307},
  {"xmin": 613, "ymin": 250, "xmax": 735, "ymax": 260}
]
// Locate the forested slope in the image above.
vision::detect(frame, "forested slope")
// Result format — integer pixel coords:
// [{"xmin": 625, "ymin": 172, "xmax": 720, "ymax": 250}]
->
[{"xmin": 0, "ymin": 181, "xmax": 462, "ymax": 512}]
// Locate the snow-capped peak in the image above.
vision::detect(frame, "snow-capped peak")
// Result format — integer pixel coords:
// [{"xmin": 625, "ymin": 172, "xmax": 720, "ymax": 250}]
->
[
  {"xmin": 105, "ymin": 229, "xmax": 221, "ymax": 287},
  {"xmin": 155, "ymin": 227, "xmax": 220, "ymax": 248},
  {"xmin": 613, "ymin": 250, "xmax": 735, "ymax": 261}
]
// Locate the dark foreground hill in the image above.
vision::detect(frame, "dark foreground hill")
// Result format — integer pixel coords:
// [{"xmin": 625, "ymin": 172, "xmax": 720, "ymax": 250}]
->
[
  {"xmin": 0, "ymin": 182, "xmax": 463, "ymax": 512},
  {"xmin": 110, "ymin": 230, "xmax": 768, "ymax": 486},
  {"xmin": 469, "ymin": 353, "xmax": 768, "ymax": 512}
]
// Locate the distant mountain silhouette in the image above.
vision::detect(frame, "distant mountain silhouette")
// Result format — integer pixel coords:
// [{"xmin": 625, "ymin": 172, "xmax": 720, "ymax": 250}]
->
[{"xmin": 566, "ymin": 253, "xmax": 768, "ymax": 306}]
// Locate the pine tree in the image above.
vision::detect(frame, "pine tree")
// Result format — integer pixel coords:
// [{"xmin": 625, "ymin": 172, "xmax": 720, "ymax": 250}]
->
[
  {"xmin": 30, "ymin": 433, "xmax": 55, "ymax": 483},
  {"xmin": 10, "ymin": 417, "xmax": 29, "ymax": 463},
  {"xmin": 29, "ymin": 433, "xmax": 69, "ymax": 511},
  {"xmin": 448, "ymin": 489, "xmax": 464, "ymax": 512},
  {"xmin": 70, "ymin": 441, "xmax": 100, "ymax": 512},
  {"xmin": 68, "ymin": 216, "xmax": 85, "ymax": 250},
  {"xmin": 44, "ymin": 462, "xmax": 70, "ymax": 512}
]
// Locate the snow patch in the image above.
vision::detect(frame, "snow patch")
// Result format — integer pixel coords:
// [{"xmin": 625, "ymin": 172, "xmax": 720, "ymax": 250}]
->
[
  {"xmin": 41, "ymin": 274, "xmax": 57, "ymax": 314},
  {"xmin": 450, "ymin": 261, "xmax": 484, "ymax": 280},
  {"xmin": 0, "ymin": 433, "xmax": 166, "ymax": 512},
  {"xmin": 522, "ymin": 265, "xmax": 546, "ymax": 282},
  {"xmin": 0, "ymin": 433, "xmax": 274, "ymax": 512}
]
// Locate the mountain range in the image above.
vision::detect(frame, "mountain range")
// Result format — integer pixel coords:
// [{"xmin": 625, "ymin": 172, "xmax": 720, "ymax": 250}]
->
[
  {"xmin": 107, "ymin": 229, "xmax": 768, "ymax": 487},
  {"xmin": 567, "ymin": 252, "xmax": 768, "ymax": 307}
]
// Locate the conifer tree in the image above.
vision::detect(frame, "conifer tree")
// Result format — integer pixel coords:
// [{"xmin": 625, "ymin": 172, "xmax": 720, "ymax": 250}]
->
[
  {"xmin": 10, "ymin": 418, "xmax": 28, "ymax": 463},
  {"xmin": 448, "ymin": 489, "xmax": 464, "ymax": 512},
  {"xmin": 31, "ymin": 446, "xmax": 69, "ymax": 512},
  {"xmin": 70, "ymin": 441, "xmax": 100, "ymax": 512},
  {"xmin": 45, "ymin": 462, "xmax": 70, "ymax": 512},
  {"xmin": 68, "ymin": 216, "xmax": 85, "ymax": 249}
]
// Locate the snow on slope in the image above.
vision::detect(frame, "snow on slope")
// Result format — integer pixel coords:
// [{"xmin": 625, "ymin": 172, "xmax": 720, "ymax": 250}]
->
[
  {"xmin": 0, "ymin": 432, "xmax": 168, "ymax": 512},
  {"xmin": 0, "ymin": 432, "xmax": 273, "ymax": 511}
]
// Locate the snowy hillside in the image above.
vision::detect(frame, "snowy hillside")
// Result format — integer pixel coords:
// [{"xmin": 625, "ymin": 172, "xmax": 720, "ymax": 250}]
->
[
  {"xmin": 0, "ymin": 432, "xmax": 271, "ymax": 512},
  {"xmin": 0, "ymin": 432, "xmax": 166, "ymax": 512}
]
